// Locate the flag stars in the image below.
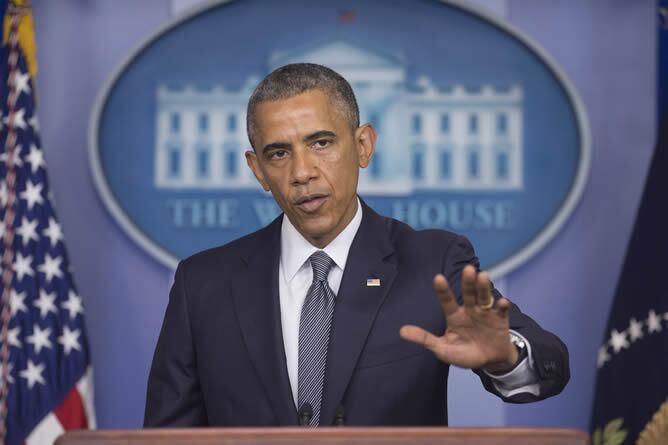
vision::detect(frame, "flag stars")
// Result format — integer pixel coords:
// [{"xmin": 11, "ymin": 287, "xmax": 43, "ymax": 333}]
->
[
  {"xmin": 647, "ymin": 310, "xmax": 663, "ymax": 333},
  {"xmin": 10, "ymin": 290, "xmax": 27, "ymax": 316},
  {"xmin": 38, "ymin": 254, "xmax": 63, "ymax": 283},
  {"xmin": 627, "ymin": 318, "xmax": 644, "ymax": 342},
  {"xmin": 28, "ymin": 114, "xmax": 39, "ymax": 132},
  {"xmin": 43, "ymin": 218, "xmax": 63, "ymax": 247},
  {"xmin": 20, "ymin": 180, "xmax": 45, "ymax": 210},
  {"xmin": 609, "ymin": 329, "xmax": 629, "ymax": 353},
  {"xmin": 26, "ymin": 144, "xmax": 45, "ymax": 173},
  {"xmin": 58, "ymin": 326, "xmax": 81, "ymax": 355},
  {"xmin": 13, "ymin": 252, "xmax": 34, "ymax": 281},
  {"xmin": 3, "ymin": 107, "xmax": 27, "ymax": 130},
  {"xmin": 0, "ymin": 144, "xmax": 24, "ymax": 167},
  {"xmin": 600, "ymin": 311, "xmax": 668, "ymax": 370},
  {"xmin": 19, "ymin": 359, "xmax": 46, "ymax": 389},
  {"xmin": 26, "ymin": 324, "xmax": 53, "ymax": 354},
  {"xmin": 62, "ymin": 291, "xmax": 84, "ymax": 319},
  {"xmin": 34, "ymin": 290, "xmax": 58, "ymax": 318},
  {"xmin": 597, "ymin": 345, "xmax": 610, "ymax": 368},
  {"xmin": 16, "ymin": 216, "xmax": 39, "ymax": 246},
  {"xmin": 12, "ymin": 70, "xmax": 31, "ymax": 97},
  {"xmin": 7, "ymin": 326, "xmax": 21, "ymax": 347}
]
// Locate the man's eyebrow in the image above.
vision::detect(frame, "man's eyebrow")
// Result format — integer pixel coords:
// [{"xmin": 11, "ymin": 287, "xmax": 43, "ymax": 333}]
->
[
  {"xmin": 303, "ymin": 130, "xmax": 337, "ymax": 142},
  {"xmin": 261, "ymin": 131, "xmax": 336, "ymax": 153},
  {"xmin": 261, "ymin": 141, "xmax": 290, "ymax": 154}
]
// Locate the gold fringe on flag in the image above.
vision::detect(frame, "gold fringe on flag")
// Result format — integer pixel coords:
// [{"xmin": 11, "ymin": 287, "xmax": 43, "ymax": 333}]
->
[
  {"xmin": 2, "ymin": 0, "xmax": 37, "ymax": 80},
  {"xmin": 637, "ymin": 398, "xmax": 668, "ymax": 445}
]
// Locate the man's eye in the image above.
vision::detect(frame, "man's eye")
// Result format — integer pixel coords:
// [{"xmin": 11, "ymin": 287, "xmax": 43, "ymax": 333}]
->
[
  {"xmin": 313, "ymin": 140, "xmax": 331, "ymax": 149},
  {"xmin": 270, "ymin": 150, "xmax": 288, "ymax": 159}
]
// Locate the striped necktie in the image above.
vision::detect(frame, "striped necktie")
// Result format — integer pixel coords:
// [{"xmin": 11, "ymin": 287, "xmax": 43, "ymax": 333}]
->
[{"xmin": 297, "ymin": 250, "xmax": 336, "ymax": 426}]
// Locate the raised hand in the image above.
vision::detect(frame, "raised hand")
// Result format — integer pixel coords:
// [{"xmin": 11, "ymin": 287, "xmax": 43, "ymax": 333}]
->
[{"xmin": 399, "ymin": 265, "xmax": 519, "ymax": 372}]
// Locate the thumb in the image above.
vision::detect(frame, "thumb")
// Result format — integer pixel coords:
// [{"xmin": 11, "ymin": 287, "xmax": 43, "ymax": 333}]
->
[{"xmin": 400, "ymin": 325, "xmax": 439, "ymax": 352}]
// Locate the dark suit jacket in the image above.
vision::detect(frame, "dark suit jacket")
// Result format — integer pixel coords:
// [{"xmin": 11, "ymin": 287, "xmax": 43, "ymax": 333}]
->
[{"xmin": 144, "ymin": 201, "xmax": 569, "ymax": 427}]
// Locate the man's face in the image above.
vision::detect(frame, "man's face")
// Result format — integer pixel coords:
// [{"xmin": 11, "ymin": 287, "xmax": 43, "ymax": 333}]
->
[{"xmin": 245, "ymin": 89, "xmax": 376, "ymax": 248}]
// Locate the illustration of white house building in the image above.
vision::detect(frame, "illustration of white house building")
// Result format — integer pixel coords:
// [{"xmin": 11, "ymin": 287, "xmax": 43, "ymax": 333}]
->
[{"xmin": 154, "ymin": 41, "xmax": 523, "ymax": 193}]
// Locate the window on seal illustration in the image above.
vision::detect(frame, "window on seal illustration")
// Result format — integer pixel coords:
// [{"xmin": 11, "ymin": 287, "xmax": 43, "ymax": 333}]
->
[
  {"xmin": 412, "ymin": 143, "xmax": 426, "ymax": 180},
  {"xmin": 227, "ymin": 113, "xmax": 237, "ymax": 133},
  {"xmin": 438, "ymin": 143, "xmax": 453, "ymax": 180},
  {"xmin": 224, "ymin": 142, "xmax": 237, "ymax": 178},
  {"xmin": 495, "ymin": 143, "xmax": 512, "ymax": 180},
  {"xmin": 496, "ymin": 152, "xmax": 509, "ymax": 180},
  {"xmin": 169, "ymin": 113, "xmax": 180, "ymax": 134},
  {"xmin": 370, "ymin": 151, "xmax": 381, "ymax": 178},
  {"xmin": 468, "ymin": 114, "xmax": 479, "ymax": 134},
  {"xmin": 440, "ymin": 113, "xmax": 450, "ymax": 134},
  {"xmin": 196, "ymin": 142, "xmax": 211, "ymax": 179},
  {"xmin": 369, "ymin": 112, "xmax": 381, "ymax": 132},
  {"xmin": 167, "ymin": 141, "xmax": 181, "ymax": 178},
  {"xmin": 496, "ymin": 113, "xmax": 508, "ymax": 136},
  {"xmin": 467, "ymin": 143, "xmax": 481, "ymax": 179},
  {"xmin": 198, "ymin": 113, "xmax": 209, "ymax": 134},
  {"xmin": 411, "ymin": 114, "xmax": 422, "ymax": 135}
]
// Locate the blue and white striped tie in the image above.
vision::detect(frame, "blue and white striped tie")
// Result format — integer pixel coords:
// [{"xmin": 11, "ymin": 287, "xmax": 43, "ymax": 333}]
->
[{"xmin": 297, "ymin": 250, "xmax": 336, "ymax": 426}]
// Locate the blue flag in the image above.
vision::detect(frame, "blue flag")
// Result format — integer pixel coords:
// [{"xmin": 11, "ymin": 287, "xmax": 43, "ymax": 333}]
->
[{"xmin": 589, "ymin": 112, "xmax": 668, "ymax": 443}]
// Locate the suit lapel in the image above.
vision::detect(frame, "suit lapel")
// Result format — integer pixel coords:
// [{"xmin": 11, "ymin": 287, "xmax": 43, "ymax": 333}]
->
[
  {"xmin": 320, "ymin": 201, "xmax": 398, "ymax": 425},
  {"xmin": 232, "ymin": 217, "xmax": 297, "ymax": 425}
]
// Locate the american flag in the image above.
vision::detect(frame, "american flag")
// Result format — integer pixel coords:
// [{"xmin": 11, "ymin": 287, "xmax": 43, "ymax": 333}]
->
[{"xmin": 0, "ymin": 2, "xmax": 95, "ymax": 444}]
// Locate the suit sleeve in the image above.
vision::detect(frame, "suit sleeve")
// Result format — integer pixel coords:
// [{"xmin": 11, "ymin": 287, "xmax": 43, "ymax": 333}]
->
[
  {"xmin": 144, "ymin": 262, "xmax": 208, "ymax": 426},
  {"xmin": 442, "ymin": 235, "xmax": 570, "ymax": 403}
]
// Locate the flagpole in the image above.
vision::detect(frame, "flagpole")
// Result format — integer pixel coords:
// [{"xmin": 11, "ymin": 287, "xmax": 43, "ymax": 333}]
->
[{"xmin": 0, "ymin": 1, "xmax": 29, "ymax": 441}]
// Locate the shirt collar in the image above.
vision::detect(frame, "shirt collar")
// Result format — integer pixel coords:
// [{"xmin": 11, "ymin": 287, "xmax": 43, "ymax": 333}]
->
[{"xmin": 281, "ymin": 198, "xmax": 363, "ymax": 281}]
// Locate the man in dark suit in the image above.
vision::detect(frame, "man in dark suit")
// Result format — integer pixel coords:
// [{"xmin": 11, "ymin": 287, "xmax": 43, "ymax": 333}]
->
[{"xmin": 144, "ymin": 63, "xmax": 569, "ymax": 427}]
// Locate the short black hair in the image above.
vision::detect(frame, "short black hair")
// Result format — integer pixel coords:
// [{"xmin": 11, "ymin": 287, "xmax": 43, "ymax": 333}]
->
[{"xmin": 246, "ymin": 63, "xmax": 360, "ymax": 149}]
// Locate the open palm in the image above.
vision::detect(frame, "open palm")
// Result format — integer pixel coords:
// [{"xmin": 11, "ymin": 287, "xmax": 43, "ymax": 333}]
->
[{"xmin": 400, "ymin": 265, "xmax": 518, "ymax": 372}]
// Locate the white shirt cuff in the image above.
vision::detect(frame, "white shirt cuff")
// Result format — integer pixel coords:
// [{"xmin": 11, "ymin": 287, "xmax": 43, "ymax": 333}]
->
[{"xmin": 482, "ymin": 330, "xmax": 541, "ymax": 398}]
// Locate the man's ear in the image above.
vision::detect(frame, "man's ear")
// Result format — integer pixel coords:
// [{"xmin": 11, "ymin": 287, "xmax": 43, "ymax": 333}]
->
[
  {"xmin": 355, "ymin": 123, "xmax": 377, "ymax": 168},
  {"xmin": 245, "ymin": 150, "xmax": 271, "ymax": 191}
]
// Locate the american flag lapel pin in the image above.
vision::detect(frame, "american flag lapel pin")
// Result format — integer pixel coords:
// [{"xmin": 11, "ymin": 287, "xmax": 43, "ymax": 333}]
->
[{"xmin": 366, "ymin": 278, "xmax": 381, "ymax": 287}]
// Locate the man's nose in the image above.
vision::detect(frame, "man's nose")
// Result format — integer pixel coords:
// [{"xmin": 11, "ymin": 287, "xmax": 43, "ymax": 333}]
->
[{"xmin": 290, "ymin": 149, "xmax": 318, "ymax": 185}]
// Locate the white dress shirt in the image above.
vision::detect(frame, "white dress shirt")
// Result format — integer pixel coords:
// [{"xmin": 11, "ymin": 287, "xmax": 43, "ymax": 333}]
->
[{"xmin": 278, "ymin": 199, "xmax": 539, "ymax": 406}]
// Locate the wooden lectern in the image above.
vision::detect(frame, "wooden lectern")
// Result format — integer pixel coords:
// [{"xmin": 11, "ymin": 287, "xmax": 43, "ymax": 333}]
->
[{"xmin": 56, "ymin": 427, "xmax": 589, "ymax": 445}]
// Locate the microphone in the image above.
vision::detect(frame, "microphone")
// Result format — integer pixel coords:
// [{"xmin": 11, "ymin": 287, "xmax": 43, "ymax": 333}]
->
[
  {"xmin": 333, "ymin": 404, "xmax": 345, "ymax": 426},
  {"xmin": 298, "ymin": 402, "xmax": 313, "ymax": 426}
]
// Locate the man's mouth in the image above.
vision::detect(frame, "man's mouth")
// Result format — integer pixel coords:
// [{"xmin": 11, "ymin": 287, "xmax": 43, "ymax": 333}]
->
[{"xmin": 294, "ymin": 194, "xmax": 328, "ymax": 213}]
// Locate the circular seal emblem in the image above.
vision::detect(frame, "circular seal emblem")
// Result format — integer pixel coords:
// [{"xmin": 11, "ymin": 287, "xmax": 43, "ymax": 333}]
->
[{"xmin": 90, "ymin": 0, "xmax": 590, "ymax": 276}]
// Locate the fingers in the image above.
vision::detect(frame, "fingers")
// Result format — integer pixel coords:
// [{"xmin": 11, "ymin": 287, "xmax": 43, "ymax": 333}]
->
[
  {"xmin": 475, "ymin": 271, "xmax": 494, "ymax": 308},
  {"xmin": 461, "ymin": 265, "xmax": 477, "ymax": 308},
  {"xmin": 436, "ymin": 266, "xmax": 499, "ymax": 315},
  {"xmin": 400, "ymin": 325, "xmax": 439, "ymax": 351},
  {"xmin": 433, "ymin": 274, "xmax": 459, "ymax": 317},
  {"xmin": 495, "ymin": 297, "xmax": 510, "ymax": 320}
]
